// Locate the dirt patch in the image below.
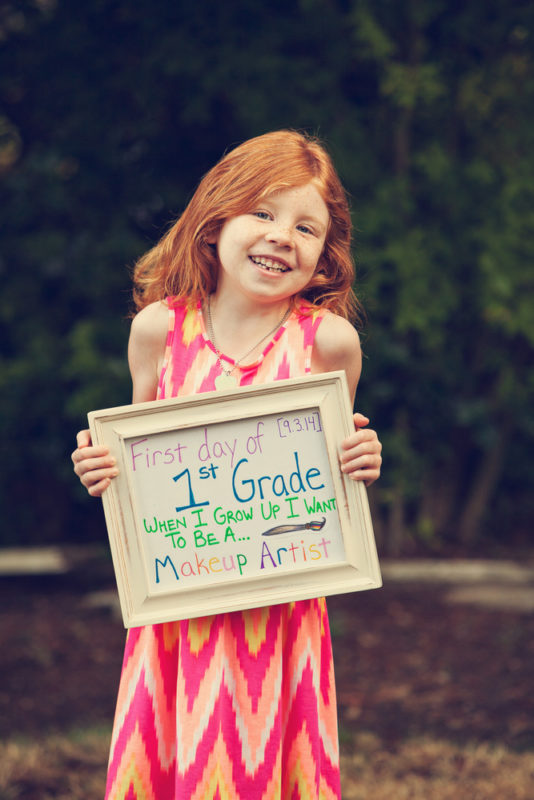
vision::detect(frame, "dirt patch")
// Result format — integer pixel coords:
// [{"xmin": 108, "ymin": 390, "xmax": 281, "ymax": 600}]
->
[
  {"xmin": 329, "ymin": 584, "xmax": 534, "ymax": 752},
  {"xmin": 0, "ymin": 572, "xmax": 533, "ymax": 755},
  {"xmin": 0, "ymin": 574, "xmax": 124, "ymax": 740}
]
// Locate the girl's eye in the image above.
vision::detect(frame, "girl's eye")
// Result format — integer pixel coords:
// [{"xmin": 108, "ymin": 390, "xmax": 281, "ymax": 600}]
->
[
  {"xmin": 253, "ymin": 211, "xmax": 271, "ymax": 220},
  {"xmin": 297, "ymin": 224, "xmax": 313, "ymax": 235}
]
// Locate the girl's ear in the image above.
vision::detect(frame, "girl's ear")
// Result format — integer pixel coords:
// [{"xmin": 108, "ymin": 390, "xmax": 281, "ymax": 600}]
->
[
  {"xmin": 314, "ymin": 255, "xmax": 328, "ymax": 276},
  {"xmin": 202, "ymin": 221, "xmax": 221, "ymax": 246}
]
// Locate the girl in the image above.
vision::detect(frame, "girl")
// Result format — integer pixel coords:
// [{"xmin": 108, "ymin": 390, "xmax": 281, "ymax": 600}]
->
[{"xmin": 72, "ymin": 130, "xmax": 382, "ymax": 800}]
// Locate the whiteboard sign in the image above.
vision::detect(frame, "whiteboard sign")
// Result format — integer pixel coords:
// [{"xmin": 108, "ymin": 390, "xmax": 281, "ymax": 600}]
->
[{"xmin": 88, "ymin": 372, "xmax": 381, "ymax": 627}]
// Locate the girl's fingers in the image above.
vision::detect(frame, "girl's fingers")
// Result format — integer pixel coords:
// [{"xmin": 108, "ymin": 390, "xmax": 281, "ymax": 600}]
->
[
  {"xmin": 345, "ymin": 467, "xmax": 381, "ymax": 487},
  {"xmin": 338, "ymin": 415, "xmax": 382, "ymax": 486},
  {"xmin": 79, "ymin": 464, "xmax": 119, "ymax": 486},
  {"xmin": 340, "ymin": 430, "xmax": 382, "ymax": 459},
  {"xmin": 342, "ymin": 453, "xmax": 382, "ymax": 486},
  {"xmin": 72, "ymin": 444, "xmax": 110, "ymax": 461},
  {"xmin": 72, "ymin": 430, "xmax": 110, "ymax": 472},
  {"xmin": 76, "ymin": 429, "xmax": 93, "ymax": 449},
  {"xmin": 72, "ymin": 451, "xmax": 114, "ymax": 470},
  {"xmin": 71, "ymin": 431, "xmax": 118, "ymax": 496},
  {"xmin": 341, "ymin": 452, "xmax": 382, "ymax": 474},
  {"xmin": 341, "ymin": 446, "xmax": 383, "ymax": 469},
  {"xmin": 340, "ymin": 430, "xmax": 382, "ymax": 486},
  {"xmin": 87, "ymin": 477, "xmax": 113, "ymax": 498},
  {"xmin": 341, "ymin": 426, "xmax": 378, "ymax": 446},
  {"xmin": 72, "ymin": 453, "xmax": 116, "ymax": 479},
  {"xmin": 72, "ymin": 447, "xmax": 111, "ymax": 469}
]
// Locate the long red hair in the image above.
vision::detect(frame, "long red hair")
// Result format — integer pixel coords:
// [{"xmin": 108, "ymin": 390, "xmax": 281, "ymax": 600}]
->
[{"xmin": 133, "ymin": 130, "xmax": 361, "ymax": 321}]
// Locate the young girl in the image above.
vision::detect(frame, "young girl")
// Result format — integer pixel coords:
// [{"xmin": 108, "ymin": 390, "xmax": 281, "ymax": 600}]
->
[{"xmin": 72, "ymin": 130, "xmax": 382, "ymax": 800}]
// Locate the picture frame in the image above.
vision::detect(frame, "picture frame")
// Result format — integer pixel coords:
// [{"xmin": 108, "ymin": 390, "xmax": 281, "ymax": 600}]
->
[{"xmin": 88, "ymin": 371, "xmax": 382, "ymax": 627}]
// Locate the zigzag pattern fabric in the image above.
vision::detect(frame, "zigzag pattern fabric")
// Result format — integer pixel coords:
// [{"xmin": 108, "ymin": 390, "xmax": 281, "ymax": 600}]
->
[{"xmin": 104, "ymin": 299, "xmax": 341, "ymax": 799}]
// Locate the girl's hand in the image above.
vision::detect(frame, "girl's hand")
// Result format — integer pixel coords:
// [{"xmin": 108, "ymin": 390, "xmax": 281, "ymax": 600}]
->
[
  {"xmin": 71, "ymin": 429, "xmax": 118, "ymax": 497},
  {"xmin": 339, "ymin": 413, "xmax": 382, "ymax": 487}
]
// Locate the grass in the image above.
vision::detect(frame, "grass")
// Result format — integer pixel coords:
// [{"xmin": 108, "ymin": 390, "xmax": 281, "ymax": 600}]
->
[
  {"xmin": 340, "ymin": 732, "xmax": 534, "ymax": 800},
  {"xmin": 0, "ymin": 728, "xmax": 533, "ymax": 799},
  {"xmin": 0, "ymin": 727, "xmax": 110, "ymax": 800}
]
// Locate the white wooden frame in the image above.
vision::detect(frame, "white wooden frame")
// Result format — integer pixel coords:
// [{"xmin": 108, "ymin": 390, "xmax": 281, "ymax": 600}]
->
[{"xmin": 88, "ymin": 372, "xmax": 381, "ymax": 627}]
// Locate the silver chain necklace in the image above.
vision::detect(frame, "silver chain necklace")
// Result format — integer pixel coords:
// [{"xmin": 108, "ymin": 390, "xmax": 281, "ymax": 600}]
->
[{"xmin": 206, "ymin": 295, "xmax": 291, "ymax": 390}]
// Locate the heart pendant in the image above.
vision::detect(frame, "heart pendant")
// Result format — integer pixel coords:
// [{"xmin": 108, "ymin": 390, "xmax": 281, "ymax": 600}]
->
[{"xmin": 215, "ymin": 372, "xmax": 239, "ymax": 390}]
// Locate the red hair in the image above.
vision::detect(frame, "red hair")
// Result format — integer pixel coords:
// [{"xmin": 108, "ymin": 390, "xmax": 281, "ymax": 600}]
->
[{"xmin": 133, "ymin": 130, "xmax": 361, "ymax": 321}]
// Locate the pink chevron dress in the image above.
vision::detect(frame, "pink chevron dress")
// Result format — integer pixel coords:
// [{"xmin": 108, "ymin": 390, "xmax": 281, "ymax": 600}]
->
[{"xmin": 104, "ymin": 299, "xmax": 341, "ymax": 800}]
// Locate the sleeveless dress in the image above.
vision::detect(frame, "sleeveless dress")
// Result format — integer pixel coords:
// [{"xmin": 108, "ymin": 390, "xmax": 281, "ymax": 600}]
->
[{"xmin": 104, "ymin": 299, "xmax": 341, "ymax": 800}]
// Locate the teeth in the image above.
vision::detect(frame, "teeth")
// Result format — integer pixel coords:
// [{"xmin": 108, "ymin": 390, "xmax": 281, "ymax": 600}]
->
[{"xmin": 251, "ymin": 256, "xmax": 289, "ymax": 272}]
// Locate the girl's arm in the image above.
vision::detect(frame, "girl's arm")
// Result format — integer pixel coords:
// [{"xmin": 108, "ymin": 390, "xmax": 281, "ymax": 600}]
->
[
  {"xmin": 311, "ymin": 312, "xmax": 382, "ymax": 486},
  {"xmin": 71, "ymin": 301, "xmax": 168, "ymax": 496},
  {"xmin": 127, "ymin": 301, "xmax": 169, "ymax": 404}
]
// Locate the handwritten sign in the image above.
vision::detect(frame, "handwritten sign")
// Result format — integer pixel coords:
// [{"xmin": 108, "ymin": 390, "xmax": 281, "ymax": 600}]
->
[
  {"xmin": 88, "ymin": 373, "xmax": 381, "ymax": 627},
  {"xmin": 126, "ymin": 409, "xmax": 345, "ymax": 594}
]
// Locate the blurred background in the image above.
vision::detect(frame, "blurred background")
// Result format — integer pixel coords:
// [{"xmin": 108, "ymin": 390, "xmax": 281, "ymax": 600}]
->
[{"xmin": 1, "ymin": 1, "xmax": 534, "ymax": 797}]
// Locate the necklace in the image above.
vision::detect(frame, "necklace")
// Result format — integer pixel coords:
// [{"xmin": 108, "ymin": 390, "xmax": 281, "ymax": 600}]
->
[{"xmin": 206, "ymin": 295, "xmax": 291, "ymax": 390}]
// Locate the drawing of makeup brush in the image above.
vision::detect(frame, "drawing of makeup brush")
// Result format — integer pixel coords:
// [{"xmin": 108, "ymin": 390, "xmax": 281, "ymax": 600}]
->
[{"xmin": 261, "ymin": 518, "xmax": 326, "ymax": 536}]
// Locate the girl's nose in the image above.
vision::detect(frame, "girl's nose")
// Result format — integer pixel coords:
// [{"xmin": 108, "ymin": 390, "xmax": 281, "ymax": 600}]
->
[{"xmin": 265, "ymin": 223, "xmax": 293, "ymax": 247}]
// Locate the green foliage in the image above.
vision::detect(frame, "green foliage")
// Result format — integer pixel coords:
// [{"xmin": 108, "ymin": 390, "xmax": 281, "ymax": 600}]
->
[{"xmin": 0, "ymin": 0, "xmax": 533, "ymax": 549}]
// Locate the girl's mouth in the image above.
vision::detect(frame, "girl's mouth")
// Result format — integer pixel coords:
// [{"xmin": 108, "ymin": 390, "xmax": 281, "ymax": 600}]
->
[{"xmin": 250, "ymin": 256, "xmax": 291, "ymax": 273}]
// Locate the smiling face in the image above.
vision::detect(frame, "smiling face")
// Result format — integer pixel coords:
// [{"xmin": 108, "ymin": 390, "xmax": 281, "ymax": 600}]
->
[{"xmin": 214, "ymin": 182, "xmax": 330, "ymax": 307}]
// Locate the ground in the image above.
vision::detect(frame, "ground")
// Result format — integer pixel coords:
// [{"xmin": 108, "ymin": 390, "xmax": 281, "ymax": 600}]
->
[{"xmin": 0, "ymin": 563, "xmax": 533, "ymax": 798}]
